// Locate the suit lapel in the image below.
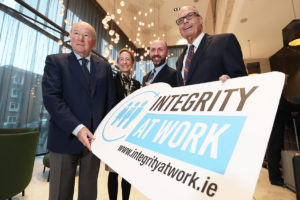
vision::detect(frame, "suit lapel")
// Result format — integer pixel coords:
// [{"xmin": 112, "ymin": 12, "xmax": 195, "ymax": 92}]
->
[
  {"xmin": 144, "ymin": 72, "xmax": 151, "ymax": 83},
  {"xmin": 68, "ymin": 52, "xmax": 90, "ymax": 93},
  {"xmin": 176, "ymin": 47, "xmax": 187, "ymax": 73},
  {"xmin": 186, "ymin": 34, "xmax": 210, "ymax": 84},
  {"xmin": 90, "ymin": 55, "xmax": 99, "ymax": 98}
]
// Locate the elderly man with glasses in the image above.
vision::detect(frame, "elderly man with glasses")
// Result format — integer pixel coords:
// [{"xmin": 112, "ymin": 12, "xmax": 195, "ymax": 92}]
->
[{"xmin": 175, "ymin": 5, "xmax": 247, "ymax": 86}]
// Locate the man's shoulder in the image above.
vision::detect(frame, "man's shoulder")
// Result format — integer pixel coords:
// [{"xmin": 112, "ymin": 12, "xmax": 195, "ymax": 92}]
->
[
  {"xmin": 47, "ymin": 52, "xmax": 72, "ymax": 59},
  {"xmin": 143, "ymin": 71, "xmax": 151, "ymax": 77},
  {"xmin": 208, "ymin": 33, "xmax": 236, "ymax": 41},
  {"xmin": 164, "ymin": 65, "xmax": 177, "ymax": 73},
  {"xmin": 92, "ymin": 55, "xmax": 110, "ymax": 67}
]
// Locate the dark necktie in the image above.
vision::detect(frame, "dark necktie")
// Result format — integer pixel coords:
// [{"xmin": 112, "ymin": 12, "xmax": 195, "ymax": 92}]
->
[
  {"xmin": 80, "ymin": 58, "xmax": 90, "ymax": 84},
  {"xmin": 147, "ymin": 69, "xmax": 156, "ymax": 83},
  {"xmin": 183, "ymin": 45, "xmax": 195, "ymax": 84}
]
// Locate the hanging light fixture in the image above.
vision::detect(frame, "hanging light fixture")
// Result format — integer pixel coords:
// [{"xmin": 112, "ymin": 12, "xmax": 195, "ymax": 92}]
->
[{"xmin": 282, "ymin": 0, "xmax": 300, "ymax": 46}]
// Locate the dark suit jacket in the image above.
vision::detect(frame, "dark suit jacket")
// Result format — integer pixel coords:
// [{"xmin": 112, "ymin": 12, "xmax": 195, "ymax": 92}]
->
[
  {"xmin": 176, "ymin": 33, "xmax": 247, "ymax": 86},
  {"xmin": 113, "ymin": 72, "xmax": 141, "ymax": 104},
  {"xmin": 42, "ymin": 52, "xmax": 115, "ymax": 154},
  {"xmin": 142, "ymin": 64, "xmax": 179, "ymax": 87}
]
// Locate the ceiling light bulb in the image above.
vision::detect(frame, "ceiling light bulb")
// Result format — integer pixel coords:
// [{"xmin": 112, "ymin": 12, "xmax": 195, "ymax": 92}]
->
[
  {"xmin": 117, "ymin": 9, "xmax": 121, "ymax": 14},
  {"xmin": 109, "ymin": 30, "xmax": 115, "ymax": 36},
  {"xmin": 120, "ymin": 1, "xmax": 125, "ymax": 7},
  {"xmin": 120, "ymin": 17, "xmax": 123, "ymax": 21},
  {"xmin": 149, "ymin": 8, "xmax": 153, "ymax": 13},
  {"xmin": 145, "ymin": 13, "xmax": 148, "ymax": 16},
  {"xmin": 138, "ymin": 27, "xmax": 141, "ymax": 31},
  {"xmin": 137, "ymin": 33, "xmax": 140, "ymax": 36},
  {"xmin": 104, "ymin": 24, "xmax": 109, "ymax": 29},
  {"xmin": 111, "ymin": 14, "xmax": 115, "ymax": 20},
  {"xmin": 133, "ymin": 16, "xmax": 136, "ymax": 20},
  {"xmin": 106, "ymin": 15, "xmax": 111, "ymax": 21},
  {"xmin": 116, "ymin": 21, "xmax": 119, "ymax": 25},
  {"xmin": 138, "ymin": 11, "xmax": 142, "ymax": 15},
  {"xmin": 153, "ymin": 34, "xmax": 156, "ymax": 37}
]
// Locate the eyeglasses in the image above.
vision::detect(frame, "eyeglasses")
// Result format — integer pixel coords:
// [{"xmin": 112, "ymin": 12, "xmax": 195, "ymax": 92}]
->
[
  {"xmin": 119, "ymin": 57, "xmax": 131, "ymax": 62},
  {"xmin": 176, "ymin": 12, "xmax": 200, "ymax": 25}
]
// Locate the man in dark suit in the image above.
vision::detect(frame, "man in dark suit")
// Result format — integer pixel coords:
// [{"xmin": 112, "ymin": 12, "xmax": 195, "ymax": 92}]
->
[
  {"xmin": 175, "ymin": 6, "xmax": 247, "ymax": 86},
  {"xmin": 142, "ymin": 39, "xmax": 179, "ymax": 87},
  {"xmin": 42, "ymin": 21, "xmax": 115, "ymax": 200}
]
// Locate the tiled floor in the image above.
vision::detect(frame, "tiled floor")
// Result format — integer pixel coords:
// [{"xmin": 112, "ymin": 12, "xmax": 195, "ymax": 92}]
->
[{"xmin": 10, "ymin": 156, "xmax": 296, "ymax": 200}]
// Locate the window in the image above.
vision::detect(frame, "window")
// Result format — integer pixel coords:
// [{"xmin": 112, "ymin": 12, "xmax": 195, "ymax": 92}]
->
[
  {"xmin": 7, "ymin": 116, "xmax": 17, "ymax": 124},
  {"xmin": 11, "ymin": 88, "xmax": 19, "ymax": 98},
  {"xmin": 12, "ymin": 76, "xmax": 24, "ymax": 85},
  {"xmin": 9, "ymin": 102, "xmax": 20, "ymax": 112}
]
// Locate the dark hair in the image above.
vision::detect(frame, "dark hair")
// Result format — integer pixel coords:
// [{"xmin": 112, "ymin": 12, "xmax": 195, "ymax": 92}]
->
[{"xmin": 118, "ymin": 48, "xmax": 135, "ymax": 63}]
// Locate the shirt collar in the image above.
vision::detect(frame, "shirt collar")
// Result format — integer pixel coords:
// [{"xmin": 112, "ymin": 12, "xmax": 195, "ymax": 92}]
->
[
  {"xmin": 154, "ymin": 62, "xmax": 166, "ymax": 75},
  {"xmin": 73, "ymin": 51, "xmax": 91, "ymax": 61},
  {"xmin": 188, "ymin": 32, "xmax": 205, "ymax": 52}
]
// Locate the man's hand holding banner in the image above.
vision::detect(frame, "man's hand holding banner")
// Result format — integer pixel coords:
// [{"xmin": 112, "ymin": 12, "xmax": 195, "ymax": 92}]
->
[{"xmin": 92, "ymin": 72, "xmax": 285, "ymax": 200}]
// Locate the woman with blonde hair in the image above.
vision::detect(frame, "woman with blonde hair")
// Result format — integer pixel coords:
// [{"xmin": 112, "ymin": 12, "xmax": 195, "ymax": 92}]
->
[{"xmin": 106, "ymin": 48, "xmax": 141, "ymax": 200}]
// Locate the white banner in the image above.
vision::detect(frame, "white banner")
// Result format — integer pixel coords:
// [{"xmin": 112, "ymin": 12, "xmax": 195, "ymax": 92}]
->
[{"xmin": 92, "ymin": 72, "xmax": 285, "ymax": 200}]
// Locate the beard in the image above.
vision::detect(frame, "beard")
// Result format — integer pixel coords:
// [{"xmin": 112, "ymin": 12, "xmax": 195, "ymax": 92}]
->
[{"xmin": 151, "ymin": 56, "xmax": 166, "ymax": 67}]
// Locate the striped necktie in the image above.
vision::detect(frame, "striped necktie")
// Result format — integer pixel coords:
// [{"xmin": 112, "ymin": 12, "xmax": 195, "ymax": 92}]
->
[
  {"xmin": 183, "ymin": 44, "xmax": 195, "ymax": 84},
  {"xmin": 147, "ymin": 69, "xmax": 156, "ymax": 83}
]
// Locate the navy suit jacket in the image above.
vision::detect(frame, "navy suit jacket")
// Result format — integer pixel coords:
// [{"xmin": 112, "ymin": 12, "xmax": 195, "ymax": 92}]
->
[
  {"xmin": 42, "ymin": 52, "xmax": 115, "ymax": 154},
  {"xmin": 176, "ymin": 33, "xmax": 247, "ymax": 86},
  {"xmin": 142, "ymin": 64, "xmax": 179, "ymax": 87}
]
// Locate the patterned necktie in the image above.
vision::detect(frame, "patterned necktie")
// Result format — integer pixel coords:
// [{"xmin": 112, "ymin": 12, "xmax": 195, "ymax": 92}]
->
[
  {"xmin": 80, "ymin": 58, "xmax": 90, "ymax": 84},
  {"xmin": 147, "ymin": 69, "xmax": 156, "ymax": 83},
  {"xmin": 183, "ymin": 45, "xmax": 195, "ymax": 84}
]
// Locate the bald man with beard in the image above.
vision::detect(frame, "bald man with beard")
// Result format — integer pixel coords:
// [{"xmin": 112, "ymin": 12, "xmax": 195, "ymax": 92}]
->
[{"xmin": 142, "ymin": 39, "xmax": 179, "ymax": 87}]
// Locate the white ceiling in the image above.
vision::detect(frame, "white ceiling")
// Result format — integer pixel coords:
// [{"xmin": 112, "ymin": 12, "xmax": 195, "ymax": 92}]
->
[{"xmin": 97, "ymin": 0, "xmax": 300, "ymax": 60}]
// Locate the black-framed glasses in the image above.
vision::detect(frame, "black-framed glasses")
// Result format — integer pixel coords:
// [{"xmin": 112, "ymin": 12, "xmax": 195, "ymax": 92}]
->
[{"xmin": 176, "ymin": 12, "xmax": 200, "ymax": 25}]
